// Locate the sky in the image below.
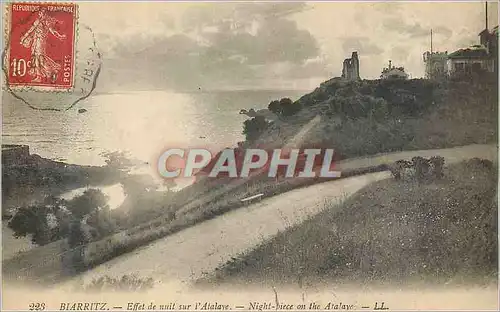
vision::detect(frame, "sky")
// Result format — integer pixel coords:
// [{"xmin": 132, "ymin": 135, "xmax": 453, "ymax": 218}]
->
[{"xmin": 75, "ymin": 1, "xmax": 499, "ymax": 92}]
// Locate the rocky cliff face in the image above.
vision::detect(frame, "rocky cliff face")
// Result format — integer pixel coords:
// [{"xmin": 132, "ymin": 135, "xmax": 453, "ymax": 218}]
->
[{"xmin": 2, "ymin": 153, "xmax": 123, "ymax": 218}]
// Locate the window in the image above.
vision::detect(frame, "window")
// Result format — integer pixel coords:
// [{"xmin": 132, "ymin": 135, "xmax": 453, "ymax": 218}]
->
[
  {"xmin": 455, "ymin": 62, "xmax": 465, "ymax": 72},
  {"xmin": 471, "ymin": 62, "xmax": 482, "ymax": 73}
]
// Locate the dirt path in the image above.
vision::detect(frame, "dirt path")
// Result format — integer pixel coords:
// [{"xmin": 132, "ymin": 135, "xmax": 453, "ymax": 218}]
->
[
  {"xmin": 335, "ymin": 143, "xmax": 497, "ymax": 171},
  {"xmin": 62, "ymin": 143, "xmax": 496, "ymax": 289},
  {"xmin": 176, "ymin": 116, "xmax": 323, "ymax": 216},
  {"xmin": 66, "ymin": 171, "xmax": 391, "ymax": 288}
]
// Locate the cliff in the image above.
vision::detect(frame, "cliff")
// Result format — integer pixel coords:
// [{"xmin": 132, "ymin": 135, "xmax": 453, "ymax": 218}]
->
[
  {"xmin": 2, "ymin": 146, "xmax": 123, "ymax": 218},
  {"xmin": 243, "ymin": 77, "xmax": 497, "ymax": 160}
]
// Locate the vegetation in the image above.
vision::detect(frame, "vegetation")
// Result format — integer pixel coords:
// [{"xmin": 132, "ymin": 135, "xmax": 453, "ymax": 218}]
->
[
  {"xmin": 204, "ymin": 159, "xmax": 498, "ymax": 287},
  {"xmin": 243, "ymin": 115, "xmax": 270, "ymax": 143},
  {"xmin": 4, "ymin": 76, "xmax": 497, "ymax": 284},
  {"xmin": 79, "ymin": 274, "xmax": 154, "ymax": 292},
  {"xmin": 7, "ymin": 202, "xmax": 55, "ymax": 246},
  {"xmin": 2, "ymin": 152, "xmax": 123, "ymax": 219},
  {"xmin": 8, "ymin": 189, "xmax": 115, "ymax": 247},
  {"xmin": 101, "ymin": 151, "xmax": 139, "ymax": 171},
  {"xmin": 268, "ymin": 97, "xmax": 302, "ymax": 117},
  {"xmin": 2, "ymin": 158, "xmax": 390, "ymax": 285},
  {"xmin": 252, "ymin": 79, "xmax": 497, "ymax": 159},
  {"xmin": 243, "ymin": 97, "xmax": 304, "ymax": 143}
]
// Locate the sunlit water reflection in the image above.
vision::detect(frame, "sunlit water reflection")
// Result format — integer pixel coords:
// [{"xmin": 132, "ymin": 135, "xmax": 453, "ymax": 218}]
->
[
  {"xmin": 3, "ymin": 90, "xmax": 304, "ymax": 167},
  {"xmin": 59, "ymin": 184, "xmax": 127, "ymax": 210}
]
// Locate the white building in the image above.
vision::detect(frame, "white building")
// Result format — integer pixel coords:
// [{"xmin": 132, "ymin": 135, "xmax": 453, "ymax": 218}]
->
[
  {"xmin": 423, "ymin": 51, "xmax": 448, "ymax": 80},
  {"xmin": 446, "ymin": 45, "xmax": 494, "ymax": 78},
  {"xmin": 446, "ymin": 26, "xmax": 498, "ymax": 79},
  {"xmin": 380, "ymin": 60, "xmax": 408, "ymax": 80}
]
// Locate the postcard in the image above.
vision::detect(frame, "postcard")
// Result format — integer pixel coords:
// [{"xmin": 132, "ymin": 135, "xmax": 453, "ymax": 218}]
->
[{"xmin": 2, "ymin": 1, "xmax": 498, "ymax": 311}]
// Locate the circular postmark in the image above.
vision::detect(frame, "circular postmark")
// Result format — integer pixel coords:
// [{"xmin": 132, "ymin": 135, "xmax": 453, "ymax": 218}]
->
[{"xmin": 2, "ymin": 3, "xmax": 101, "ymax": 111}]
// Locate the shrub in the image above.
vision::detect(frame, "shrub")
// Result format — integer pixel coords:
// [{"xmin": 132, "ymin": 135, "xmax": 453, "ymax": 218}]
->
[
  {"xmin": 81, "ymin": 274, "xmax": 154, "ymax": 292},
  {"xmin": 243, "ymin": 116, "xmax": 269, "ymax": 142}
]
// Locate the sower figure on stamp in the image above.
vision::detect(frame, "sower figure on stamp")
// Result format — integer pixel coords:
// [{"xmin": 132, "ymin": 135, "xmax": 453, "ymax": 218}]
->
[{"xmin": 20, "ymin": 8, "xmax": 66, "ymax": 83}]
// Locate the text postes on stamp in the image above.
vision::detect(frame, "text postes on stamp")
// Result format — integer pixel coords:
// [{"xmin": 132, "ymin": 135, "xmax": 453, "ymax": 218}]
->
[{"xmin": 6, "ymin": 2, "xmax": 77, "ymax": 91}]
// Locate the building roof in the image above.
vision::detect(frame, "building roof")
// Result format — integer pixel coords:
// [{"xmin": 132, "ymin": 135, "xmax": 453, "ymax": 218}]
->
[
  {"xmin": 478, "ymin": 26, "xmax": 499, "ymax": 36},
  {"xmin": 447, "ymin": 46, "xmax": 489, "ymax": 59},
  {"xmin": 380, "ymin": 68, "xmax": 408, "ymax": 79},
  {"xmin": 478, "ymin": 28, "xmax": 490, "ymax": 36}
]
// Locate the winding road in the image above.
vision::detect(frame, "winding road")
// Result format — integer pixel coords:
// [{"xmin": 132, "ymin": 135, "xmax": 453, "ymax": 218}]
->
[{"xmin": 63, "ymin": 143, "xmax": 496, "ymax": 289}]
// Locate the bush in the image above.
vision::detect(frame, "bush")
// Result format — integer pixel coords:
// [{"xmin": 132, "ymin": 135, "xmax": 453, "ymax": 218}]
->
[
  {"xmin": 7, "ymin": 200, "xmax": 65, "ymax": 246},
  {"xmin": 268, "ymin": 100, "xmax": 281, "ymax": 115},
  {"xmin": 279, "ymin": 98, "xmax": 302, "ymax": 117},
  {"xmin": 80, "ymin": 274, "xmax": 154, "ymax": 292},
  {"xmin": 208, "ymin": 160, "xmax": 498, "ymax": 285},
  {"xmin": 8, "ymin": 188, "xmax": 115, "ymax": 248},
  {"xmin": 267, "ymin": 98, "xmax": 302, "ymax": 117},
  {"xmin": 243, "ymin": 116, "xmax": 269, "ymax": 142},
  {"xmin": 68, "ymin": 189, "xmax": 108, "ymax": 220}
]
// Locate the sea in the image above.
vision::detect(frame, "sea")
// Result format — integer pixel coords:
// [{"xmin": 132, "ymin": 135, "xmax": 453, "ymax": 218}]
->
[
  {"xmin": 2, "ymin": 90, "xmax": 306, "ymax": 167},
  {"xmin": 2, "ymin": 89, "xmax": 307, "ymax": 258}
]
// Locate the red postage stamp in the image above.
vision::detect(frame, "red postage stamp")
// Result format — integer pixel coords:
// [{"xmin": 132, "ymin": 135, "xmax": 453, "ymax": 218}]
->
[{"xmin": 6, "ymin": 2, "xmax": 77, "ymax": 91}]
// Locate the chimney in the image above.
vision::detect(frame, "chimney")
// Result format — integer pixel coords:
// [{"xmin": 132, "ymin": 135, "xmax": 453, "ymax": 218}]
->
[
  {"xmin": 485, "ymin": 1, "xmax": 488, "ymax": 30},
  {"xmin": 430, "ymin": 29, "xmax": 433, "ymax": 54}
]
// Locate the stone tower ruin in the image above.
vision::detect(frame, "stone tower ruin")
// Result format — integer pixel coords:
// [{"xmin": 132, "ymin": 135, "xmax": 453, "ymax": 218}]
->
[{"xmin": 341, "ymin": 51, "xmax": 360, "ymax": 81}]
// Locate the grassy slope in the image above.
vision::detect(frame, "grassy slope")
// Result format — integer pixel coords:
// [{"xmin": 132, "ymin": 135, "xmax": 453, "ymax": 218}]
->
[
  {"xmin": 96, "ymin": 78, "xmax": 498, "ymax": 242},
  {"xmin": 253, "ymin": 79, "xmax": 497, "ymax": 157},
  {"xmin": 5, "ymin": 78, "xmax": 497, "ymax": 284},
  {"xmin": 205, "ymin": 159, "xmax": 498, "ymax": 287}
]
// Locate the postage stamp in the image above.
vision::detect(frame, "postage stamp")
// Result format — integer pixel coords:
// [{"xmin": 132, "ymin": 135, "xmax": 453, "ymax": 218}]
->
[{"xmin": 5, "ymin": 2, "xmax": 77, "ymax": 91}]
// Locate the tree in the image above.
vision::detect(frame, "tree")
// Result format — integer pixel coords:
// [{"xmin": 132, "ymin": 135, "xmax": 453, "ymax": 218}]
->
[
  {"xmin": 268, "ymin": 98, "xmax": 302, "ymax": 117},
  {"xmin": 268, "ymin": 100, "xmax": 281, "ymax": 115},
  {"xmin": 279, "ymin": 98, "xmax": 302, "ymax": 117},
  {"xmin": 66, "ymin": 189, "xmax": 112, "ymax": 245},
  {"xmin": 8, "ymin": 189, "xmax": 112, "ymax": 247},
  {"xmin": 279, "ymin": 97, "xmax": 293, "ymax": 106},
  {"xmin": 67, "ymin": 189, "xmax": 108, "ymax": 219},
  {"xmin": 67, "ymin": 219, "xmax": 88, "ymax": 273},
  {"xmin": 8, "ymin": 204, "xmax": 53, "ymax": 246},
  {"xmin": 243, "ymin": 116, "xmax": 269, "ymax": 142},
  {"xmin": 86, "ymin": 206, "xmax": 117, "ymax": 238},
  {"xmin": 67, "ymin": 219, "xmax": 87, "ymax": 248},
  {"xmin": 55, "ymin": 207, "xmax": 72, "ymax": 239}
]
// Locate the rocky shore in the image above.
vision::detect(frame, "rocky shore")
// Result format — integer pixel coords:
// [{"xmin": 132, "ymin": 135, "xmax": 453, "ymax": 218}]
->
[{"xmin": 2, "ymin": 144, "xmax": 124, "ymax": 218}]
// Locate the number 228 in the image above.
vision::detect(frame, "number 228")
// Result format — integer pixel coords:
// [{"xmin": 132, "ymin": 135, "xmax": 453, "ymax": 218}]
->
[{"xmin": 29, "ymin": 302, "xmax": 46, "ymax": 311}]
